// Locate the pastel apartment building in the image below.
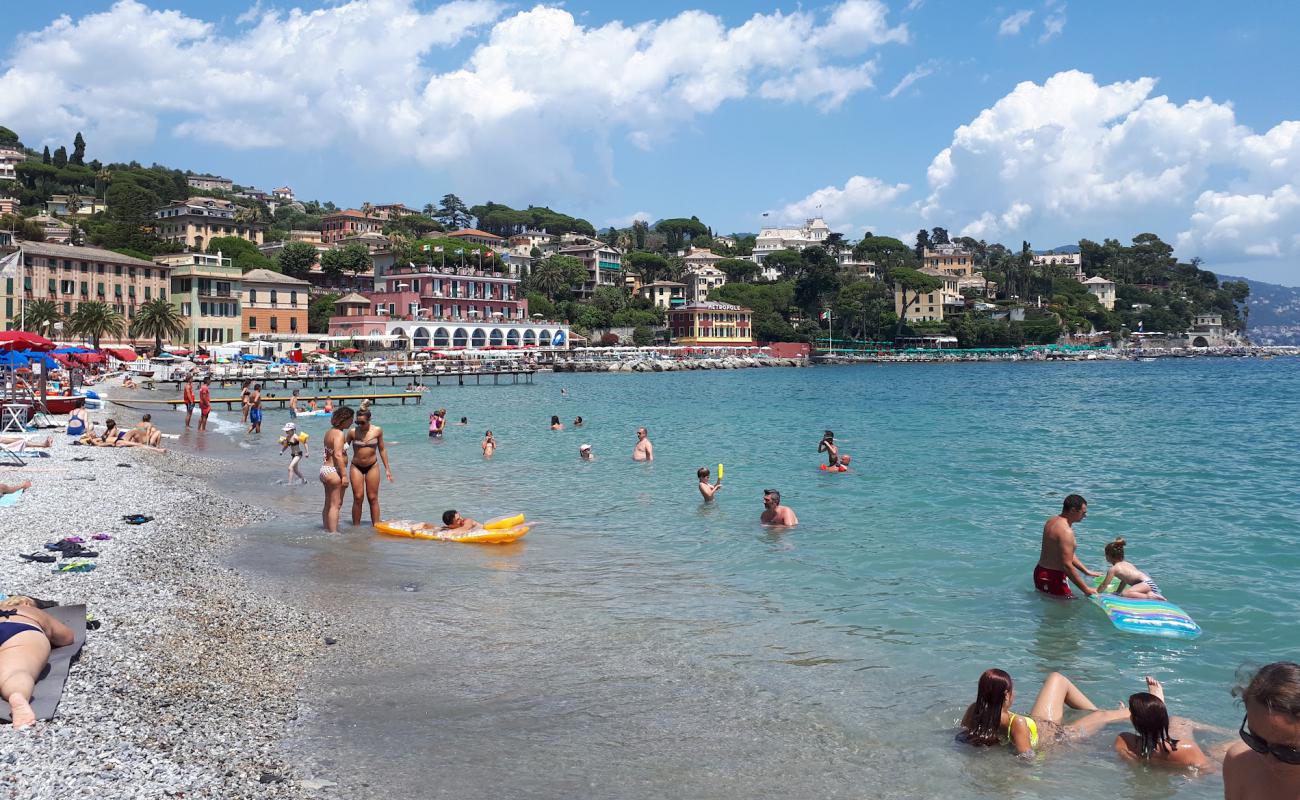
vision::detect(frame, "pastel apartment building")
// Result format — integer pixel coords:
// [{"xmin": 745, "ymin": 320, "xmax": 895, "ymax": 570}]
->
[
  {"xmin": 0, "ymin": 146, "xmax": 26, "ymax": 182},
  {"xmin": 158, "ymin": 252, "xmax": 242, "ymax": 346},
  {"xmin": 556, "ymin": 240, "xmax": 623, "ymax": 298},
  {"xmin": 155, "ymin": 197, "xmax": 266, "ymax": 251},
  {"xmin": 1, "ymin": 241, "xmax": 170, "ymax": 332},
  {"xmin": 241, "ymin": 268, "xmax": 311, "ymax": 338},
  {"xmin": 321, "ymin": 210, "xmax": 382, "ymax": 244},
  {"xmin": 895, "ymin": 267, "xmax": 964, "ymax": 322},
  {"xmin": 668, "ymin": 301, "xmax": 754, "ymax": 346},
  {"xmin": 923, "ymin": 244, "xmax": 976, "ymax": 277},
  {"xmin": 185, "ymin": 173, "xmax": 234, "ymax": 192}
]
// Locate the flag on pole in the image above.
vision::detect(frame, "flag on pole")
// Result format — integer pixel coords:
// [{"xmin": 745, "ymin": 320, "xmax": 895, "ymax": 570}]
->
[
  {"xmin": 421, "ymin": 244, "xmax": 431, "ymax": 252},
  {"xmin": 819, "ymin": 310, "xmax": 830, "ymax": 321},
  {"xmin": 434, "ymin": 246, "xmax": 444, "ymax": 253},
  {"xmin": 454, "ymin": 249, "xmax": 463, "ymax": 255},
  {"xmin": 486, "ymin": 250, "xmax": 494, "ymax": 257},
  {"xmin": 0, "ymin": 249, "xmax": 20, "ymax": 279}
]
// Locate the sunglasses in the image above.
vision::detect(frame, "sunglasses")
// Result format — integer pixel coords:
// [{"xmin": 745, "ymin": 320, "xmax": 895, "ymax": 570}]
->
[{"xmin": 1240, "ymin": 715, "xmax": 1300, "ymax": 765}]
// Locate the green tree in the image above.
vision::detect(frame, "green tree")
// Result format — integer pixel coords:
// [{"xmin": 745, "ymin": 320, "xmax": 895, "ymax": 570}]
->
[
  {"xmin": 853, "ymin": 235, "xmax": 916, "ymax": 272},
  {"xmin": 793, "ymin": 247, "xmax": 840, "ymax": 317},
  {"xmin": 655, "ymin": 217, "xmax": 709, "ymax": 250},
  {"xmin": 632, "ymin": 325, "xmax": 653, "ymax": 346},
  {"xmin": 763, "ymin": 249, "xmax": 805, "ymax": 280},
  {"xmin": 130, "ymin": 298, "xmax": 186, "ymax": 355},
  {"xmin": 320, "ymin": 243, "xmax": 372, "ymax": 288},
  {"xmin": 41, "ymin": 146, "xmax": 50, "ymax": 165},
  {"xmin": 71, "ymin": 132, "xmax": 86, "ymax": 166},
  {"xmin": 591, "ymin": 285, "xmax": 628, "ymax": 315},
  {"xmin": 890, "ymin": 267, "xmax": 943, "ymax": 339},
  {"xmin": 716, "ymin": 257, "xmax": 759, "ymax": 283},
  {"xmin": 67, "ymin": 301, "xmax": 125, "ymax": 348},
  {"xmin": 930, "ymin": 227, "xmax": 949, "ymax": 246},
  {"xmin": 625, "ymin": 251, "xmax": 670, "ymax": 284},
  {"xmin": 914, "ymin": 228, "xmax": 931, "ymax": 259},
  {"xmin": 208, "ymin": 236, "xmax": 274, "ymax": 273},
  {"xmin": 527, "ymin": 254, "xmax": 586, "ymax": 299},
  {"xmin": 308, "ymin": 293, "xmax": 339, "ymax": 333},
  {"xmin": 524, "ymin": 291, "xmax": 556, "ymax": 319},
  {"xmin": 52, "ymin": 146, "xmax": 68, "ymax": 169},
  {"xmin": 434, "ymin": 193, "xmax": 471, "ymax": 229},
  {"xmin": 632, "ymin": 219, "xmax": 649, "ymax": 250},
  {"xmin": 0, "ymin": 126, "xmax": 20, "ymax": 147},
  {"xmin": 18, "ymin": 299, "xmax": 60, "ymax": 334},
  {"xmin": 276, "ymin": 241, "xmax": 320, "ymax": 280}
]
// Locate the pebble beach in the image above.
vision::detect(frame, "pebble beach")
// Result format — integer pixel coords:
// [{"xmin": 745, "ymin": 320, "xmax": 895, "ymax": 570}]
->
[{"xmin": 0, "ymin": 436, "xmax": 323, "ymax": 799}]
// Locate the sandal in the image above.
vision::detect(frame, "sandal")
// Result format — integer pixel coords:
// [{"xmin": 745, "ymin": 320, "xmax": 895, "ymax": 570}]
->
[{"xmin": 19, "ymin": 552, "xmax": 56, "ymax": 563}]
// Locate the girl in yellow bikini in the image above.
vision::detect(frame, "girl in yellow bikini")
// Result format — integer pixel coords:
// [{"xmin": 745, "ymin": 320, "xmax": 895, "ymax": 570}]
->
[{"xmin": 959, "ymin": 669, "xmax": 1130, "ymax": 756}]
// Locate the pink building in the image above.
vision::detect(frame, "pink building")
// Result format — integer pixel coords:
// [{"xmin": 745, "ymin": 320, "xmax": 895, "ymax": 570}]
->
[{"xmin": 321, "ymin": 210, "xmax": 382, "ymax": 244}]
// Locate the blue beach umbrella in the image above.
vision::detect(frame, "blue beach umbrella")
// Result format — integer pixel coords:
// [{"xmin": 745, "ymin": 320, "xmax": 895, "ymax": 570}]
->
[
  {"xmin": 0, "ymin": 351, "xmax": 27, "ymax": 368},
  {"xmin": 52, "ymin": 346, "xmax": 93, "ymax": 354},
  {"xmin": 22, "ymin": 350, "xmax": 60, "ymax": 369}
]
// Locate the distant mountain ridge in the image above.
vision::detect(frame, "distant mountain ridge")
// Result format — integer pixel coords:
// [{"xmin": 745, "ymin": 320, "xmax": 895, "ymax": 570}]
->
[{"xmin": 1221, "ymin": 275, "xmax": 1300, "ymax": 345}]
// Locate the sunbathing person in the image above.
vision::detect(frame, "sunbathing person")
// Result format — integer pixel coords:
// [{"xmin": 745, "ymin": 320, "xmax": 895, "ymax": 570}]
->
[
  {"xmin": 440, "ymin": 510, "xmax": 480, "ymax": 534},
  {"xmin": 0, "ymin": 480, "xmax": 31, "ymax": 497},
  {"xmin": 0, "ymin": 603, "xmax": 74, "ymax": 728},
  {"xmin": 0, "ymin": 436, "xmax": 54, "ymax": 451},
  {"xmin": 127, "ymin": 414, "xmax": 164, "ymax": 448}
]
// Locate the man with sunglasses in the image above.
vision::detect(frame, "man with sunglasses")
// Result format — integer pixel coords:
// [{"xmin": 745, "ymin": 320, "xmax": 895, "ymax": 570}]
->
[
  {"xmin": 1225, "ymin": 661, "xmax": 1300, "ymax": 799},
  {"xmin": 760, "ymin": 489, "xmax": 798, "ymax": 526}
]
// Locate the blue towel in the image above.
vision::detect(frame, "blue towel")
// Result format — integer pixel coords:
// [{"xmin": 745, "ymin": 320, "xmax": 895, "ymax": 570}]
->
[{"xmin": 0, "ymin": 489, "xmax": 23, "ymax": 508}]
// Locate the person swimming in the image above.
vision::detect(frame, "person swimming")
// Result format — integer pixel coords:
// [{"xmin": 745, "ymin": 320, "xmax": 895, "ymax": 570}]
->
[
  {"xmin": 550, "ymin": 415, "xmax": 563, "ymax": 430},
  {"xmin": 698, "ymin": 467, "xmax": 722, "ymax": 501},
  {"xmin": 818, "ymin": 430, "xmax": 839, "ymax": 467},
  {"xmin": 959, "ymin": 669, "xmax": 1129, "ymax": 757},
  {"xmin": 482, "ymin": 430, "xmax": 496, "ymax": 458}
]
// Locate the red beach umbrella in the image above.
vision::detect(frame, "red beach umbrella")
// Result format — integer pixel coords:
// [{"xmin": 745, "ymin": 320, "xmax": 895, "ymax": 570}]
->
[{"xmin": 0, "ymin": 331, "xmax": 56, "ymax": 352}]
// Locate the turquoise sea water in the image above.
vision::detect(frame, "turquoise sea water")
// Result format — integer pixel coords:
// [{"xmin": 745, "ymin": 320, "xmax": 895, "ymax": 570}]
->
[{"xmin": 219, "ymin": 359, "xmax": 1300, "ymax": 799}]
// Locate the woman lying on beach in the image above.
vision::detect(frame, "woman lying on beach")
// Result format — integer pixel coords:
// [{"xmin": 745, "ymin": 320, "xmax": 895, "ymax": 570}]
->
[
  {"xmin": 959, "ymin": 669, "xmax": 1129, "ymax": 757},
  {"xmin": 347, "ymin": 408, "xmax": 392, "ymax": 527},
  {"xmin": 319, "ymin": 406, "xmax": 354, "ymax": 533},
  {"xmin": 0, "ymin": 603, "xmax": 74, "ymax": 728},
  {"xmin": 1114, "ymin": 676, "xmax": 1231, "ymax": 771}
]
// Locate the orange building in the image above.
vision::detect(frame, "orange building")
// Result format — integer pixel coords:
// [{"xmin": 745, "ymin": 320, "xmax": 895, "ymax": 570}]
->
[
  {"xmin": 3, "ymin": 241, "xmax": 171, "ymax": 333},
  {"xmin": 241, "ymin": 268, "xmax": 311, "ymax": 337},
  {"xmin": 668, "ymin": 301, "xmax": 754, "ymax": 346}
]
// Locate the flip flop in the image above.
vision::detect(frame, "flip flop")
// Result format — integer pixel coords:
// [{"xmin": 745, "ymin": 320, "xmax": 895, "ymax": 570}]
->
[
  {"xmin": 19, "ymin": 552, "xmax": 56, "ymax": 563},
  {"xmin": 62, "ymin": 536, "xmax": 86, "ymax": 544},
  {"xmin": 121, "ymin": 514, "xmax": 154, "ymax": 525},
  {"xmin": 60, "ymin": 549, "xmax": 98, "ymax": 559},
  {"xmin": 92, "ymin": 533, "xmax": 112, "ymax": 541}
]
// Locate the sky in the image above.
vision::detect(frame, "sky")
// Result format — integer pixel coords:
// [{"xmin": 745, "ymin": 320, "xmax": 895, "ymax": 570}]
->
[{"xmin": 3, "ymin": 0, "xmax": 1300, "ymax": 284}]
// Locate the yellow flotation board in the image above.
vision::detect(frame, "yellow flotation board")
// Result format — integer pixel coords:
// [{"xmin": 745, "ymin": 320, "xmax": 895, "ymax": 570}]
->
[{"xmin": 375, "ymin": 516, "xmax": 529, "ymax": 544}]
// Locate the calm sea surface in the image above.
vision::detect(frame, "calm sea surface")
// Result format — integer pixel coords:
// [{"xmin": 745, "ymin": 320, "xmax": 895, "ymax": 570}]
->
[{"xmin": 208, "ymin": 358, "xmax": 1300, "ymax": 799}]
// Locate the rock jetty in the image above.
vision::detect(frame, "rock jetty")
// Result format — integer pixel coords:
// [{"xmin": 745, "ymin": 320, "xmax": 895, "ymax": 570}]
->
[{"xmin": 552, "ymin": 356, "xmax": 806, "ymax": 373}]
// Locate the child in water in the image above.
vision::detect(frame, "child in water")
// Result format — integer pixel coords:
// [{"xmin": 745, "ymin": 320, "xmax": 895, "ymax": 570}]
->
[{"xmin": 1097, "ymin": 538, "xmax": 1165, "ymax": 600}]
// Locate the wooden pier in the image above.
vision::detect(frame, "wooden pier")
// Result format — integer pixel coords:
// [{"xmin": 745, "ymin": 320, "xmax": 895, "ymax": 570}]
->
[
  {"xmin": 150, "ymin": 369, "xmax": 536, "ymax": 390},
  {"xmin": 112, "ymin": 392, "xmax": 425, "ymax": 411}
]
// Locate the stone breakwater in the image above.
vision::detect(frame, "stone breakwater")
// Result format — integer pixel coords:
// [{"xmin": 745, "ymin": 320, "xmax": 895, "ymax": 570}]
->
[
  {"xmin": 553, "ymin": 356, "xmax": 807, "ymax": 373},
  {"xmin": 0, "ymin": 439, "xmax": 322, "ymax": 799}
]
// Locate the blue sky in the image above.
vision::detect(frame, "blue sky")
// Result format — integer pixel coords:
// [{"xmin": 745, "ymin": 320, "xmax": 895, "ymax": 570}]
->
[{"xmin": 4, "ymin": 1, "xmax": 1300, "ymax": 284}]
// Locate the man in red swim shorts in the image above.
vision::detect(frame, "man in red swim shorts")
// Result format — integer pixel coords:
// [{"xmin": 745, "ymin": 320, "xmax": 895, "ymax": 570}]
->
[{"xmin": 1034, "ymin": 494, "xmax": 1100, "ymax": 598}]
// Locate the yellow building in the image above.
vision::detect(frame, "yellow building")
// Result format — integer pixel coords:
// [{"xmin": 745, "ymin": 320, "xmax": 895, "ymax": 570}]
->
[
  {"xmin": 923, "ymin": 244, "xmax": 976, "ymax": 276},
  {"xmin": 894, "ymin": 267, "xmax": 963, "ymax": 322},
  {"xmin": 157, "ymin": 252, "xmax": 243, "ymax": 346},
  {"xmin": 669, "ymin": 301, "xmax": 754, "ymax": 345},
  {"xmin": 154, "ymin": 197, "xmax": 265, "ymax": 252}
]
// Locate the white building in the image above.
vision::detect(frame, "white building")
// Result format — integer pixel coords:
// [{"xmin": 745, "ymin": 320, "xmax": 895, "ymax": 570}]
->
[
  {"xmin": 0, "ymin": 146, "xmax": 26, "ymax": 182},
  {"xmin": 685, "ymin": 265, "xmax": 727, "ymax": 303},
  {"xmin": 753, "ymin": 217, "xmax": 831, "ymax": 263},
  {"xmin": 1082, "ymin": 276, "xmax": 1116, "ymax": 310},
  {"xmin": 1033, "ymin": 252, "xmax": 1084, "ymax": 281},
  {"xmin": 186, "ymin": 173, "xmax": 234, "ymax": 192}
]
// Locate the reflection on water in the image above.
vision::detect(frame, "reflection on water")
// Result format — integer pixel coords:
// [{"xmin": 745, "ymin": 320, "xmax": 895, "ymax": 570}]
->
[{"xmin": 212, "ymin": 360, "xmax": 1300, "ymax": 799}]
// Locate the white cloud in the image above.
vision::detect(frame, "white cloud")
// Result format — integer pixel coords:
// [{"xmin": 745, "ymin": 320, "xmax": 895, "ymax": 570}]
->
[
  {"xmin": 999, "ymin": 10, "xmax": 1034, "ymax": 36},
  {"xmin": 905, "ymin": 0, "xmax": 925, "ymax": 11},
  {"xmin": 774, "ymin": 175, "xmax": 909, "ymax": 230},
  {"xmin": 1039, "ymin": 2, "xmax": 1067, "ymax": 43},
  {"xmin": 919, "ymin": 68, "xmax": 1300, "ymax": 267},
  {"xmin": 887, "ymin": 61, "xmax": 937, "ymax": 99},
  {"xmin": 608, "ymin": 210, "xmax": 654, "ymax": 228},
  {"xmin": 0, "ymin": 0, "xmax": 910, "ymax": 199}
]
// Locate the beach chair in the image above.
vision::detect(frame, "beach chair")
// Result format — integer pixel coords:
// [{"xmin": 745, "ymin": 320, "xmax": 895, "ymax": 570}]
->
[{"xmin": 0, "ymin": 440, "xmax": 26, "ymax": 467}]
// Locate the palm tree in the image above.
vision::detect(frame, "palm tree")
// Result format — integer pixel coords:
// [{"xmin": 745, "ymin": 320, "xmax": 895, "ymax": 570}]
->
[
  {"xmin": 130, "ymin": 298, "xmax": 186, "ymax": 355},
  {"xmin": 528, "ymin": 258, "xmax": 568, "ymax": 300},
  {"xmin": 67, "ymin": 301, "xmax": 125, "ymax": 349},
  {"xmin": 19, "ymin": 299, "xmax": 60, "ymax": 334},
  {"xmin": 64, "ymin": 193, "xmax": 83, "ymax": 217},
  {"xmin": 360, "ymin": 202, "xmax": 374, "ymax": 219}
]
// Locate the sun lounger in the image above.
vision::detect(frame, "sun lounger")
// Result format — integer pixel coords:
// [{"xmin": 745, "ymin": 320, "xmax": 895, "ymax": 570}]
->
[{"xmin": 0, "ymin": 604, "xmax": 86, "ymax": 723}]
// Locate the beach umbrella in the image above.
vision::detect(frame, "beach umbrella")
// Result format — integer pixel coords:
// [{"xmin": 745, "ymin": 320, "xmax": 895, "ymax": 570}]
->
[
  {"xmin": 22, "ymin": 350, "xmax": 60, "ymax": 369},
  {"xmin": 52, "ymin": 346, "xmax": 93, "ymax": 354},
  {"xmin": 337, "ymin": 348, "xmax": 360, "ymax": 354},
  {"xmin": 0, "ymin": 331, "xmax": 55, "ymax": 352},
  {"xmin": 0, "ymin": 351, "xmax": 28, "ymax": 367}
]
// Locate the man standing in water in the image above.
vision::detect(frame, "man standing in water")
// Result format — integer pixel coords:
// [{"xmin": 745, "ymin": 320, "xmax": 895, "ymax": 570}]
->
[
  {"xmin": 182, "ymin": 375, "xmax": 196, "ymax": 428},
  {"xmin": 247, "ymin": 383, "xmax": 263, "ymax": 434},
  {"xmin": 633, "ymin": 427, "xmax": 654, "ymax": 461},
  {"xmin": 761, "ymin": 489, "xmax": 798, "ymax": 526},
  {"xmin": 1034, "ymin": 494, "xmax": 1100, "ymax": 597}
]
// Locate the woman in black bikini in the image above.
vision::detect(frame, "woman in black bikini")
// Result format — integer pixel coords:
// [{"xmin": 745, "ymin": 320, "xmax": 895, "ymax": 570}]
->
[
  {"xmin": 0, "ymin": 601, "xmax": 74, "ymax": 728},
  {"xmin": 348, "ymin": 408, "xmax": 392, "ymax": 526}
]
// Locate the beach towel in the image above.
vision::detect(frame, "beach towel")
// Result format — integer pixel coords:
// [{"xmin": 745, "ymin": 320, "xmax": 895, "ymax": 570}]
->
[
  {"xmin": 0, "ymin": 489, "xmax": 22, "ymax": 508},
  {"xmin": 0, "ymin": 604, "xmax": 87, "ymax": 723}
]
